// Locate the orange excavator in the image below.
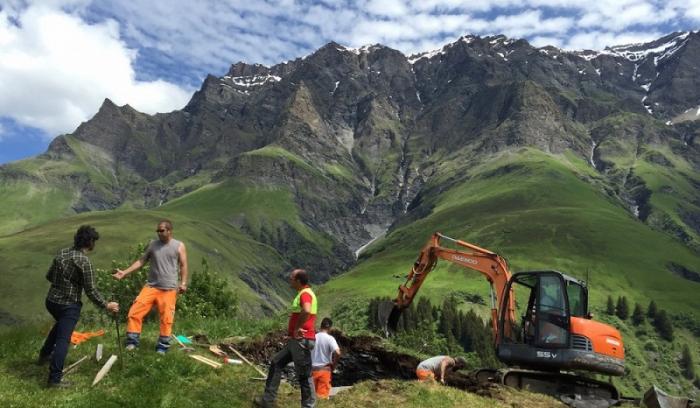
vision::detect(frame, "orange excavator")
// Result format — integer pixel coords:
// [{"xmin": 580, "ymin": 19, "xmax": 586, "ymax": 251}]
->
[{"xmin": 387, "ymin": 232, "xmax": 626, "ymax": 407}]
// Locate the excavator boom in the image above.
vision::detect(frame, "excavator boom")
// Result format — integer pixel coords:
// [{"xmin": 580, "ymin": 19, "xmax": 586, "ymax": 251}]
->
[{"xmin": 389, "ymin": 232, "xmax": 515, "ymax": 342}]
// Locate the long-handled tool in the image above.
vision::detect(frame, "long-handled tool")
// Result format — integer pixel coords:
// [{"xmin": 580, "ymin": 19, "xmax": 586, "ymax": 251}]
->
[{"xmin": 113, "ymin": 313, "xmax": 123, "ymax": 369}]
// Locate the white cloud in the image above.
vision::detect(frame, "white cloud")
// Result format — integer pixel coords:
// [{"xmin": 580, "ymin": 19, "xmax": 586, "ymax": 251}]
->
[
  {"xmin": 563, "ymin": 31, "xmax": 663, "ymax": 51},
  {"xmin": 1, "ymin": 0, "xmax": 698, "ymax": 146},
  {"xmin": 0, "ymin": 4, "xmax": 192, "ymax": 138}
]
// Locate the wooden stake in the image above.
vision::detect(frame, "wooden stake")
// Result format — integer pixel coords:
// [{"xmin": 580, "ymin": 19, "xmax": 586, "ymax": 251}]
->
[
  {"xmin": 62, "ymin": 355, "xmax": 88, "ymax": 374},
  {"xmin": 95, "ymin": 344, "xmax": 103, "ymax": 362},
  {"xmin": 226, "ymin": 346, "xmax": 267, "ymax": 378},
  {"xmin": 92, "ymin": 355, "xmax": 118, "ymax": 386}
]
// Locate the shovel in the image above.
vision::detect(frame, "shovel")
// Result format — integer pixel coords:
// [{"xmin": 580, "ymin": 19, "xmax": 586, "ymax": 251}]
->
[{"xmin": 173, "ymin": 335, "xmax": 195, "ymax": 352}]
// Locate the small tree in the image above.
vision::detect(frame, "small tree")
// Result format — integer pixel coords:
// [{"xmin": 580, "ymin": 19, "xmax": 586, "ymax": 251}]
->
[
  {"xmin": 631, "ymin": 303, "xmax": 645, "ymax": 326},
  {"xmin": 615, "ymin": 296, "xmax": 629, "ymax": 320},
  {"xmin": 653, "ymin": 310, "xmax": 674, "ymax": 341},
  {"xmin": 91, "ymin": 244, "xmax": 237, "ymax": 323},
  {"xmin": 680, "ymin": 344, "xmax": 695, "ymax": 380},
  {"xmin": 606, "ymin": 296, "xmax": 616, "ymax": 315},
  {"xmin": 647, "ymin": 300, "xmax": 657, "ymax": 319}
]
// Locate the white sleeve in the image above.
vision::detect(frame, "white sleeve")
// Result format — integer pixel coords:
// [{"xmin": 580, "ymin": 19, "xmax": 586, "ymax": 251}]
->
[{"xmin": 331, "ymin": 336, "xmax": 340, "ymax": 352}]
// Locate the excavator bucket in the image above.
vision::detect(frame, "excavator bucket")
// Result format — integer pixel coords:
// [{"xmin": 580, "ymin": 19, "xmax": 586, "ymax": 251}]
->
[
  {"xmin": 642, "ymin": 385, "xmax": 693, "ymax": 408},
  {"xmin": 383, "ymin": 303, "xmax": 402, "ymax": 335},
  {"xmin": 372, "ymin": 300, "xmax": 400, "ymax": 336}
]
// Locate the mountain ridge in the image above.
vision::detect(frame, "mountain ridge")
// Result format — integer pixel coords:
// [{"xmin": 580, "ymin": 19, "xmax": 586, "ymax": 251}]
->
[{"xmin": 0, "ymin": 31, "xmax": 698, "ymax": 324}]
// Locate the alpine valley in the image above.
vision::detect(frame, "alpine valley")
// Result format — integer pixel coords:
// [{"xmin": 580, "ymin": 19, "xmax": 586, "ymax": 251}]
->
[{"xmin": 1, "ymin": 31, "xmax": 699, "ymax": 396}]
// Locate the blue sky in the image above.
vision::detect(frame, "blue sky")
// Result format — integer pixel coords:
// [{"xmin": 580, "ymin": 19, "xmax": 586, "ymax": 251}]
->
[{"xmin": 1, "ymin": 0, "xmax": 699, "ymax": 164}]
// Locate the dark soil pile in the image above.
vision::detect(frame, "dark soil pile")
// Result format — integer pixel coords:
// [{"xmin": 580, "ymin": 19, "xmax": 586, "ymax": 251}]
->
[{"xmin": 220, "ymin": 329, "xmax": 500, "ymax": 398}]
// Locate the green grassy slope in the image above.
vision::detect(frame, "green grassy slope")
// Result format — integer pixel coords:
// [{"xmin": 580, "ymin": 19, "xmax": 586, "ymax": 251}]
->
[
  {"xmin": 320, "ymin": 149, "xmax": 700, "ymax": 315},
  {"xmin": 0, "ymin": 208, "xmax": 287, "ymax": 322},
  {"xmin": 0, "ymin": 176, "xmax": 346, "ymax": 322},
  {"xmin": 0, "ymin": 179, "xmax": 76, "ymax": 236}
]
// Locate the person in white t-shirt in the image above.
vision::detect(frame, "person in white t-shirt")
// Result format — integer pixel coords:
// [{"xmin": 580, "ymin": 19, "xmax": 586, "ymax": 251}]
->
[{"xmin": 311, "ymin": 317, "xmax": 341, "ymax": 399}]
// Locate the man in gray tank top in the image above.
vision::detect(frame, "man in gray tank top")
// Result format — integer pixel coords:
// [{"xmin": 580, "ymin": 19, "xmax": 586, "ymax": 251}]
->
[
  {"xmin": 113, "ymin": 219, "xmax": 189, "ymax": 353},
  {"xmin": 416, "ymin": 355, "xmax": 466, "ymax": 383}
]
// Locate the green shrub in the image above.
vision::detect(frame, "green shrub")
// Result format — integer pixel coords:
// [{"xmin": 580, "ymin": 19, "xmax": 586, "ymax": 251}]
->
[
  {"xmin": 644, "ymin": 341, "xmax": 657, "ymax": 352},
  {"xmin": 88, "ymin": 243, "xmax": 237, "ymax": 323}
]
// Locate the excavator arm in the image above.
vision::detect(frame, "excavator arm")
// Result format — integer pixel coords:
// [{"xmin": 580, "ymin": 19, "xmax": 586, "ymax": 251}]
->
[{"xmin": 388, "ymin": 232, "xmax": 516, "ymax": 344}]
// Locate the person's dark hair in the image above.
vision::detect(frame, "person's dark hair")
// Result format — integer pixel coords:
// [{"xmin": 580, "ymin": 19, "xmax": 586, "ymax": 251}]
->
[
  {"xmin": 320, "ymin": 317, "xmax": 333, "ymax": 329},
  {"xmin": 158, "ymin": 219, "xmax": 173, "ymax": 231},
  {"xmin": 293, "ymin": 269, "xmax": 309, "ymax": 285},
  {"xmin": 74, "ymin": 225, "xmax": 99, "ymax": 250},
  {"xmin": 454, "ymin": 356, "xmax": 467, "ymax": 370}
]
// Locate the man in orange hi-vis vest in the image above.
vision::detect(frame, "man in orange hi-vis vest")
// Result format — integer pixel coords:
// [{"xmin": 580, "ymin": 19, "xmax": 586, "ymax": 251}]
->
[
  {"xmin": 112, "ymin": 219, "xmax": 188, "ymax": 354},
  {"xmin": 254, "ymin": 268, "xmax": 317, "ymax": 408}
]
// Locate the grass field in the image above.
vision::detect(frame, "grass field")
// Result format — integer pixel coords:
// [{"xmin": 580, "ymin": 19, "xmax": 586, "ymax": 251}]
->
[{"xmin": 0, "ymin": 317, "xmax": 568, "ymax": 408}]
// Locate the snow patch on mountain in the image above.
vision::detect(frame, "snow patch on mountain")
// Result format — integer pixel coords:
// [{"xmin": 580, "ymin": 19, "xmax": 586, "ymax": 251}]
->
[{"xmin": 223, "ymin": 74, "xmax": 281, "ymax": 88}]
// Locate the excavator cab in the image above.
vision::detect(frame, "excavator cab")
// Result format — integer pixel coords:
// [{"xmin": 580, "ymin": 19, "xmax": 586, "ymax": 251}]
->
[
  {"xmin": 497, "ymin": 271, "xmax": 623, "ymax": 376},
  {"xmin": 510, "ymin": 271, "xmax": 577, "ymax": 349}
]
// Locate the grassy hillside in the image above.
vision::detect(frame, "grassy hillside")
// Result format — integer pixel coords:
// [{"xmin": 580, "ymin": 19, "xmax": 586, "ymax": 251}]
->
[
  {"xmin": 0, "ymin": 317, "xmax": 567, "ymax": 408},
  {"xmin": 0, "ymin": 178, "xmax": 346, "ymax": 323},
  {"xmin": 320, "ymin": 149, "xmax": 700, "ymax": 314}
]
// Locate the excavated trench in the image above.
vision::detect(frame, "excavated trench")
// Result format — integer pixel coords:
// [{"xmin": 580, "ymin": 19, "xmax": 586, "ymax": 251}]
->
[{"xmin": 223, "ymin": 330, "xmax": 501, "ymax": 399}]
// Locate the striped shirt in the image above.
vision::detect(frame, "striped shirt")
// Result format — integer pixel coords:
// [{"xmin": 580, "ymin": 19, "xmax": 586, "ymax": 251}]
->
[{"xmin": 46, "ymin": 247, "xmax": 107, "ymax": 308}]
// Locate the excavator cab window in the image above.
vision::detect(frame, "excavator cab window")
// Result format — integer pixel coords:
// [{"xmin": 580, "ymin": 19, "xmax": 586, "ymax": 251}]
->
[
  {"xmin": 566, "ymin": 281, "xmax": 587, "ymax": 318},
  {"xmin": 535, "ymin": 274, "xmax": 569, "ymax": 347},
  {"xmin": 506, "ymin": 272, "xmax": 573, "ymax": 348}
]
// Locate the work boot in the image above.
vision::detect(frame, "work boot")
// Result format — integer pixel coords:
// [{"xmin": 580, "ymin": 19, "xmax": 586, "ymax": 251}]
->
[
  {"xmin": 36, "ymin": 353, "xmax": 51, "ymax": 366},
  {"xmin": 252, "ymin": 396, "xmax": 276, "ymax": 408},
  {"xmin": 47, "ymin": 379, "xmax": 72, "ymax": 389}
]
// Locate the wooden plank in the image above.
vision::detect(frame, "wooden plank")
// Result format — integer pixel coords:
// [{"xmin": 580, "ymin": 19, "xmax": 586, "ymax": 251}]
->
[
  {"xmin": 92, "ymin": 355, "xmax": 118, "ymax": 386},
  {"xmin": 62, "ymin": 355, "xmax": 88, "ymax": 374},
  {"xmin": 189, "ymin": 354, "xmax": 222, "ymax": 368},
  {"xmin": 330, "ymin": 386, "xmax": 353, "ymax": 396},
  {"xmin": 196, "ymin": 355, "xmax": 223, "ymax": 367}
]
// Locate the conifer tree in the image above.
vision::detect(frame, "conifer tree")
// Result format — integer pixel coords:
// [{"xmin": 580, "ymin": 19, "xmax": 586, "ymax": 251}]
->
[
  {"xmin": 647, "ymin": 300, "xmax": 657, "ymax": 319},
  {"xmin": 680, "ymin": 344, "xmax": 695, "ymax": 380},
  {"xmin": 631, "ymin": 303, "xmax": 645, "ymax": 326},
  {"xmin": 416, "ymin": 297, "xmax": 432, "ymax": 324},
  {"xmin": 439, "ymin": 297, "xmax": 457, "ymax": 340},
  {"xmin": 606, "ymin": 296, "xmax": 615, "ymax": 315},
  {"xmin": 653, "ymin": 310, "xmax": 674, "ymax": 341},
  {"xmin": 615, "ymin": 296, "xmax": 629, "ymax": 320}
]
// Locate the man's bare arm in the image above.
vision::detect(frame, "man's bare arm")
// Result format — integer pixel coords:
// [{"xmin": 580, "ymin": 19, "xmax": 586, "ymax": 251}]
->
[
  {"xmin": 178, "ymin": 243, "xmax": 189, "ymax": 293},
  {"xmin": 112, "ymin": 258, "xmax": 146, "ymax": 280}
]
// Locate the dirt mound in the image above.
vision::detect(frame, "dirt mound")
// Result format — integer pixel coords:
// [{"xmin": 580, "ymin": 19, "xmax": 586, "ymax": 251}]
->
[{"xmin": 220, "ymin": 329, "xmax": 500, "ymax": 398}]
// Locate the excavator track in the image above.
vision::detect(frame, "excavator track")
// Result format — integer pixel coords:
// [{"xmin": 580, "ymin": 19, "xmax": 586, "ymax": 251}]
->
[{"xmin": 475, "ymin": 368, "xmax": 620, "ymax": 408}]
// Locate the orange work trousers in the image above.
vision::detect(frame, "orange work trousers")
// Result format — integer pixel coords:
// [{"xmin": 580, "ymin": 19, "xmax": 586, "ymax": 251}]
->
[
  {"xmin": 126, "ymin": 286, "xmax": 177, "ymax": 337},
  {"xmin": 312, "ymin": 369, "xmax": 332, "ymax": 399},
  {"xmin": 416, "ymin": 369, "xmax": 435, "ymax": 381}
]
